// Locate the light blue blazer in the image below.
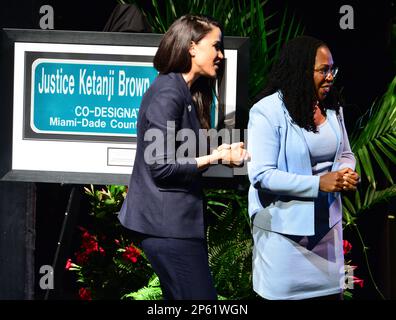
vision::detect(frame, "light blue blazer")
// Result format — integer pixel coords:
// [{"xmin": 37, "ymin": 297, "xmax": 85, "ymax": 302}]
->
[{"xmin": 247, "ymin": 91, "xmax": 356, "ymax": 236}]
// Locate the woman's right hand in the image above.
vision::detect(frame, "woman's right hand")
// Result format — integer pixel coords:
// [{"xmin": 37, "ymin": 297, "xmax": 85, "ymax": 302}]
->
[
  {"xmin": 319, "ymin": 168, "xmax": 350, "ymax": 192},
  {"xmin": 217, "ymin": 142, "xmax": 250, "ymax": 167}
]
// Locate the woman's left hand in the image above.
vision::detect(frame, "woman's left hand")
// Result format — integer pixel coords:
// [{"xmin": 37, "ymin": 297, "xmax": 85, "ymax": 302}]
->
[{"xmin": 342, "ymin": 168, "xmax": 360, "ymax": 192}]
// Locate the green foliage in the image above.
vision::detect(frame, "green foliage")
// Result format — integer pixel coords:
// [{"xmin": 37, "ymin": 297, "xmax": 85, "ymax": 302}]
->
[
  {"xmin": 122, "ymin": 274, "xmax": 163, "ymax": 300},
  {"xmin": 205, "ymin": 188, "xmax": 255, "ymax": 299},
  {"xmin": 343, "ymin": 76, "xmax": 396, "ymax": 222},
  {"xmin": 83, "ymin": 185, "xmax": 127, "ymax": 238},
  {"xmin": 66, "ymin": 185, "xmax": 155, "ymax": 300},
  {"xmin": 124, "ymin": 0, "xmax": 303, "ymax": 100},
  {"xmin": 84, "ymin": 184, "xmax": 127, "ymax": 219},
  {"xmin": 341, "ymin": 77, "xmax": 396, "ymax": 300}
]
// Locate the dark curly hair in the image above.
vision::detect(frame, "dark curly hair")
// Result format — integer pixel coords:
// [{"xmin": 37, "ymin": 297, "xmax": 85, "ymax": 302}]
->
[{"xmin": 257, "ymin": 35, "xmax": 341, "ymax": 132}]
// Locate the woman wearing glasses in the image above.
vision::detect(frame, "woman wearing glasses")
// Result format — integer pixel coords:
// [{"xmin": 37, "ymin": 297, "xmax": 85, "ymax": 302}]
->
[{"xmin": 247, "ymin": 36, "xmax": 359, "ymax": 300}]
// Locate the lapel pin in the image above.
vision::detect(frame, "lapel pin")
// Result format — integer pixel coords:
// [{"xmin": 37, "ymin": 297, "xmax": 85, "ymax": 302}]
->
[{"xmin": 187, "ymin": 105, "xmax": 192, "ymax": 112}]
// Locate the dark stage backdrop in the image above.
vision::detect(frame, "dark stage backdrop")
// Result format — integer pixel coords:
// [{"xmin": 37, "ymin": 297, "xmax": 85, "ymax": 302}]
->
[
  {"xmin": 288, "ymin": 0, "xmax": 393, "ymax": 131},
  {"xmin": 0, "ymin": 0, "xmax": 394, "ymax": 300}
]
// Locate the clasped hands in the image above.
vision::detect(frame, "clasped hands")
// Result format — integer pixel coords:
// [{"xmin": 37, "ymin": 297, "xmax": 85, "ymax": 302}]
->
[
  {"xmin": 319, "ymin": 167, "xmax": 359, "ymax": 193},
  {"xmin": 212, "ymin": 142, "xmax": 250, "ymax": 167}
]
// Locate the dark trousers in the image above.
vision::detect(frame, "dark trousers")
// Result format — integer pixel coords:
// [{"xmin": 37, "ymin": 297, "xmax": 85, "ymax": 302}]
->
[{"xmin": 141, "ymin": 236, "xmax": 217, "ymax": 300}]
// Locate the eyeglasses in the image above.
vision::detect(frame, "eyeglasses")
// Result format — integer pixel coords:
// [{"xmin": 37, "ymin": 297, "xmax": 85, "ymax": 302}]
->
[{"xmin": 314, "ymin": 66, "xmax": 338, "ymax": 79}]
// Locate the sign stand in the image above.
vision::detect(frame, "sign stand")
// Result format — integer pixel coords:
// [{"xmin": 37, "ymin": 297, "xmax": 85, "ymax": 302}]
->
[{"xmin": 44, "ymin": 185, "xmax": 81, "ymax": 300}]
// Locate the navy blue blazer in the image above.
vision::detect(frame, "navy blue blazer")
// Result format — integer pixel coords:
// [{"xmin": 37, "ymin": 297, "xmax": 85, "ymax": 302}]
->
[{"xmin": 119, "ymin": 72, "xmax": 207, "ymax": 239}]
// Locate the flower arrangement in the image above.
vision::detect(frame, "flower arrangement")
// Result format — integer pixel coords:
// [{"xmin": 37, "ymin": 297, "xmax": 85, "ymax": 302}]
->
[
  {"xmin": 65, "ymin": 185, "xmax": 156, "ymax": 300},
  {"xmin": 65, "ymin": 185, "xmax": 368, "ymax": 300},
  {"xmin": 343, "ymin": 239, "xmax": 364, "ymax": 299}
]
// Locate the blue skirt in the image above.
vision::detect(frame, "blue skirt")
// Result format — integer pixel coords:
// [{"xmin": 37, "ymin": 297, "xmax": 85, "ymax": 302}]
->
[{"xmin": 252, "ymin": 220, "xmax": 344, "ymax": 300}]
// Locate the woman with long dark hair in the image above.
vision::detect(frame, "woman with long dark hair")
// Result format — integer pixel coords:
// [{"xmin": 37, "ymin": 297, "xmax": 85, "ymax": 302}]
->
[
  {"xmin": 119, "ymin": 14, "xmax": 249, "ymax": 300},
  {"xmin": 248, "ymin": 36, "xmax": 359, "ymax": 300}
]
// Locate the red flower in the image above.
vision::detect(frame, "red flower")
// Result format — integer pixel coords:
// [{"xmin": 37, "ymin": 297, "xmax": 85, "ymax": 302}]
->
[
  {"xmin": 122, "ymin": 244, "xmax": 141, "ymax": 264},
  {"xmin": 343, "ymin": 240, "xmax": 352, "ymax": 255},
  {"xmin": 75, "ymin": 227, "xmax": 105, "ymax": 265},
  {"xmin": 79, "ymin": 287, "xmax": 92, "ymax": 300},
  {"xmin": 352, "ymin": 276, "xmax": 364, "ymax": 288},
  {"xmin": 75, "ymin": 251, "xmax": 89, "ymax": 265},
  {"xmin": 65, "ymin": 258, "xmax": 73, "ymax": 270}
]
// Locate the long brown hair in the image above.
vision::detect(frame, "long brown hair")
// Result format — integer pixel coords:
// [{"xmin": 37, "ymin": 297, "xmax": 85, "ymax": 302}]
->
[{"xmin": 153, "ymin": 14, "xmax": 224, "ymax": 130}]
